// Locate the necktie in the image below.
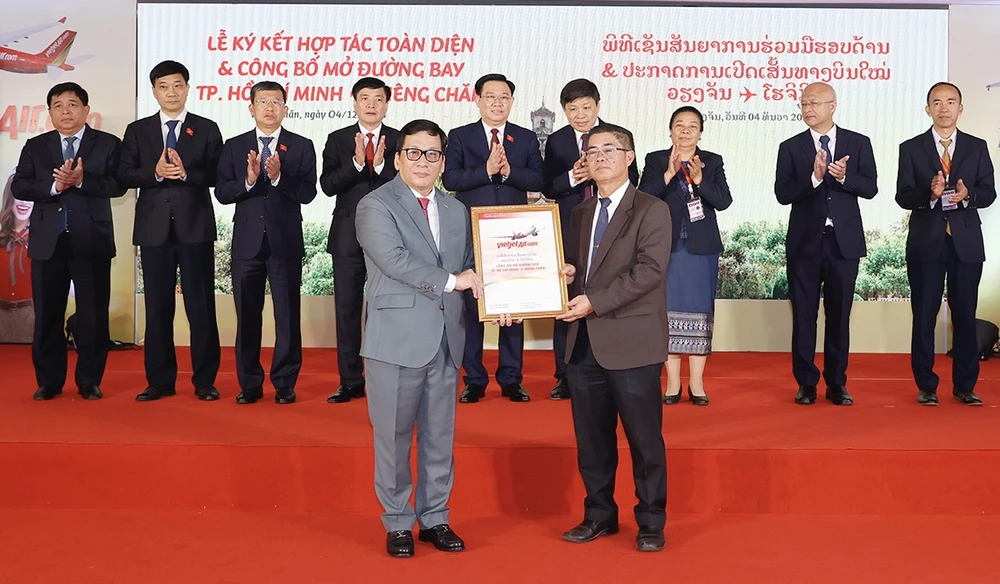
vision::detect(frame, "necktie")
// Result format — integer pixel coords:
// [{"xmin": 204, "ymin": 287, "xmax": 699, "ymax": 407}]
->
[
  {"xmin": 165, "ymin": 120, "xmax": 179, "ymax": 152},
  {"xmin": 417, "ymin": 196, "xmax": 430, "ymax": 220},
  {"xmin": 260, "ymin": 136, "xmax": 273, "ymax": 176},
  {"xmin": 365, "ymin": 132, "xmax": 375, "ymax": 174},
  {"xmin": 60, "ymin": 136, "xmax": 77, "ymax": 232},
  {"xmin": 490, "ymin": 128, "xmax": 499, "ymax": 148},
  {"xmin": 590, "ymin": 197, "xmax": 612, "ymax": 274},
  {"xmin": 819, "ymin": 134, "xmax": 833, "ymax": 178},
  {"xmin": 941, "ymin": 138, "xmax": 953, "ymax": 235},
  {"xmin": 581, "ymin": 132, "xmax": 593, "ymax": 201}
]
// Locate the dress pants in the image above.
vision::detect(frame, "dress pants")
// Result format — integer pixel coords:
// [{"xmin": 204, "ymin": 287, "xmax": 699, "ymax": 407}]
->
[
  {"xmin": 461, "ymin": 288, "xmax": 524, "ymax": 386},
  {"xmin": 140, "ymin": 221, "xmax": 220, "ymax": 390},
  {"xmin": 788, "ymin": 229, "xmax": 859, "ymax": 387},
  {"xmin": 332, "ymin": 251, "xmax": 366, "ymax": 387},
  {"xmin": 566, "ymin": 320, "xmax": 667, "ymax": 528},
  {"xmin": 908, "ymin": 234, "xmax": 982, "ymax": 393},
  {"xmin": 232, "ymin": 234, "xmax": 303, "ymax": 391},
  {"xmin": 31, "ymin": 232, "xmax": 111, "ymax": 388},
  {"xmin": 366, "ymin": 335, "xmax": 457, "ymax": 532}
]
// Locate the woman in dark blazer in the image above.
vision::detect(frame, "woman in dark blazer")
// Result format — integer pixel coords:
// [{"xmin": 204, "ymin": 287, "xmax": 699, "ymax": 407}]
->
[{"xmin": 638, "ymin": 106, "xmax": 732, "ymax": 405}]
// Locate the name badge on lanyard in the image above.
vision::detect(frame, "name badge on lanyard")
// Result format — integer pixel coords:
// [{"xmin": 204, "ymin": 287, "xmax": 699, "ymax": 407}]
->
[
  {"xmin": 679, "ymin": 163, "xmax": 705, "ymax": 222},
  {"xmin": 941, "ymin": 152, "xmax": 958, "ymax": 211}
]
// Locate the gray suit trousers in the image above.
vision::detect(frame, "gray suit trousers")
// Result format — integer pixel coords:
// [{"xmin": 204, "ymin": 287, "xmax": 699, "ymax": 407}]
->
[{"xmin": 365, "ymin": 336, "xmax": 457, "ymax": 532}]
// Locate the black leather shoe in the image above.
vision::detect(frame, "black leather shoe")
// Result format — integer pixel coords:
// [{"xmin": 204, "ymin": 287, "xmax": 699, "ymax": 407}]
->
[
  {"xmin": 550, "ymin": 378, "xmax": 570, "ymax": 400},
  {"xmin": 386, "ymin": 530, "xmax": 414, "ymax": 558},
  {"xmin": 78, "ymin": 384, "xmax": 102, "ymax": 400},
  {"xmin": 794, "ymin": 385, "xmax": 817, "ymax": 405},
  {"xmin": 663, "ymin": 391, "xmax": 681, "ymax": 405},
  {"xmin": 275, "ymin": 387, "xmax": 296, "ymax": 404},
  {"xmin": 417, "ymin": 524, "xmax": 465, "ymax": 551},
  {"xmin": 953, "ymin": 389, "xmax": 983, "ymax": 406},
  {"xmin": 136, "ymin": 386, "xmax": 176, "ymax": 402},
  {"xmin": 459, "ymin": 384, "xmax": 486, "ymax": 403},
  {"xmin": 194, "ymin": 386, "xmax": 220, "ymax": 401},
  {"xmin": 33, "ymin": 386, "xmax": 62, "ymax": 400},
  {"xmin": 688, "ymin": 387, "xmax": 710, "ymax": 406},
  {"xmin": 501, "ymin": 383, "xmax": 531, "ymax": 402},
  {"xmin": 236, "ymin": 388, "xmax": 263, "ymax": 404},
  {"xmin": 327, "ymin": 384, "xmax": 364, "ymax": 403},
  {"xmin": 917, "ymin": 390, "xmax": 938, "ymax": 406},
  {"xmin": 636, "ymin": 525, "xmax": 666, "ymax": 552},
  {"xmin": 562, "ymin": 519, "xmax": 619, "ymax": 543},
  {"xmin": 825, "ymin": 385, "xmax": 853, "ymax": 406}
]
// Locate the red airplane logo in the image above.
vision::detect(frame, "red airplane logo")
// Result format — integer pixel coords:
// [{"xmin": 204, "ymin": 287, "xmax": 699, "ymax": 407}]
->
[
  {"xmin": 492, "ymin": 226, "xmax": 540, "ymax": 240},
  {"xmin": 0, "ymin": 18, "xmax": 83, "ymax": 77}
]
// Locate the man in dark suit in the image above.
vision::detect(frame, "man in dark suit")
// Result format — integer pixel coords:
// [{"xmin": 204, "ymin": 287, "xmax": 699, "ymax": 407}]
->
[
  {"xmin": 442, "ymin": 73, "xmax": 544, "ymax": 403},
  {"xmin": 11, "ymin": 82, "xmax": 127, "ymax": 400},
  {"xmin": 320, "ymin": 77, "xmax": 398, "ymax": 403},
  {"xmin": 120, "ymin": 60, "xmax": 223, "ymax": 402},
  {"xmin": 542, "ymin": 78, "xmax": 638, "ymax": 400},
  {"xmin": 775, "ymin": 82, "xmax": 878, "ymax": 406},
  {"xmin": 215, "ymin": 81, "xmax": 317, "ymax": 404},
  {"xmin": 556, "ymin": 123, "xmax": 671, "ymax": 552},
  {"xmin": 896, "ymin": 82, "xmax": 996, "ymax": 406}
]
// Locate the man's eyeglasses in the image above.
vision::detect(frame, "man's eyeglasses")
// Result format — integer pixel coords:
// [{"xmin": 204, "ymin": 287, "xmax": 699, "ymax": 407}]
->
[
  {"xmin": 797, "ymin": 100, "xmax": 834, "ymax": 111},
  {"xmin": 481, "ymin": 94, "xmax": 512, "ymax": 104},
  {"xmin": 402, "ymin": 148, "xmax": 444, "ymax": 162},
  {"xmin": 585, "ymin": 146, "xmax": 630, "ymax": 160},
  {"xmin": 254, "ymin": 98, "xmax": 286, "ymax": 108}
]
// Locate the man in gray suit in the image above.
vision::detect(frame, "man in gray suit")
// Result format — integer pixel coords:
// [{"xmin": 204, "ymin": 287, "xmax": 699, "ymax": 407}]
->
[{"xmin": 356, "ymin": 119, "xmax": 484, "ymax": 558}]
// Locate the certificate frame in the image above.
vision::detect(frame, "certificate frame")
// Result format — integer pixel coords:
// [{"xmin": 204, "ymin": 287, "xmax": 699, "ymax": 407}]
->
[{"xmin": 470, "ymin": 203, "xmax": 568, "ymax": 321}]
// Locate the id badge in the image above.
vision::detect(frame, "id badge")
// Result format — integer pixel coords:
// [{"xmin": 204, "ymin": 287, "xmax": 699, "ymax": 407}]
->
[
  {"xmin": 941, "ymin": 188, "xmax": 957, "ymax": 211},
  {"xmin": 687, "ymin": 197, "xmax": 706, "ymax": 222}
]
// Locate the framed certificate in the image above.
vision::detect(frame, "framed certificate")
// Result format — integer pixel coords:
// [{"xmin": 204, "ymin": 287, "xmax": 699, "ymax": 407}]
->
[{"xmin": 470, "ymin": 204, "xmax": 568, "ymax": 321}]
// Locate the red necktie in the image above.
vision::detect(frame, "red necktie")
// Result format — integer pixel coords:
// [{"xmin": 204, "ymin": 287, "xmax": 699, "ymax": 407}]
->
[
  {"xmin": 581, "ymin": 132, "xmax": 593, "ymax": 201},
  {"xmin": 365, "ymin": 133, "xmax": 375, "ymax": 174},
  {"xmin": 417, "ymin": 197, "xmax": 430, "ymax": 220},
  {"xmin": 490, "ymin": 128, "xmax": 499, "ymax": 147}
]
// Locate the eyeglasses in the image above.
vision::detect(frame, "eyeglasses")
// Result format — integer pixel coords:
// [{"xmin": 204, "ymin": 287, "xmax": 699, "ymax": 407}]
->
[
  {"xmin": 480, "ymin": 94, "xmax": 512, "ymax": 104},
  {"xmin": 254, "ymin": 98, "xmax": 285, "ymax": 108},
  {"xmin": 584, "ymin": 146, "xmax": 631, "ymax": 160},
  {"xmin": 797, "ymin": 100, "xmax": 834, "ymax": 111},
  {"xmin": 402, "ymin": 148, "xmax": 444, "ymax": 162}
]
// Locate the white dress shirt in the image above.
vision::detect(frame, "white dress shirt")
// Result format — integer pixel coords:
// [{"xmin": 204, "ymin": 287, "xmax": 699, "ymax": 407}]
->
[
  {"xmin": 51, "ymin": 125, "xmax": 87, "ymax": 195},
  {"xmin": 586, "ymin": 179, "xmax": 630, "ymax": 281},
  {"xmin": 352, "ymin": 123, "xmax": 386, "ymax": 175},
  {"xmin": 408, "ymin": 187, "xmax": 457, "ymax": 293},
  {"xmin": 246, "ymin": 126, "xmax": 282, "ymax": 190},
  {"xmin": 568, "ymin": 128, "xmax": 589, "ymax": 188}
]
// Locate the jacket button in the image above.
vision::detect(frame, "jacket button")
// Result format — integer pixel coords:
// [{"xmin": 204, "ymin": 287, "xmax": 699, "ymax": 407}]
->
[
  {"xmin": 264, "ymin": 195, "xmax": 269, "ymax": 200},
  {"xmin": 260, "ymin": 215, "xmax": 264, "ymax": 220},
  {"xmin": 164, "ymin": 198, "xmax": 170, "ymax": 202},
  {"xmin": 440, "ymin": 304, "xmax": 445, "ymax": 310},
  {"xmin": 57, "ymin": 207, "xmax": 63, "ymax": 212}
]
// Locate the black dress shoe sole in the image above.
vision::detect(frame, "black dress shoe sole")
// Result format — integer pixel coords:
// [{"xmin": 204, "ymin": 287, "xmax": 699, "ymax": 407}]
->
[
  {"xmin": 236, "ymin": 396, "xmax": 260, "ymax": 404},
  {"xmin": 562, "ymin": 524, "xmax": 620, "ymax": 543},
  {"xmin": 79, "ymin": 392, "xmax": 102, "ymax": 400},
  {"xmin": 637, "ymin": 539, "xmax": 666, "ymax": 552},
  {"xmin": 795, "ymin": 398, "xmax": 816, "ymax": 405},
  {"xmin": 953, "ymin": 395, "xmax": 983, "ymax": 406}
]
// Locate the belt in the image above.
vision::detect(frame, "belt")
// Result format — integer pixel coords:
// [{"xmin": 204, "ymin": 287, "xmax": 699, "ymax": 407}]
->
[{"xmin": 0, "ymin": 298, "xmax": 32, "ymax": 310}]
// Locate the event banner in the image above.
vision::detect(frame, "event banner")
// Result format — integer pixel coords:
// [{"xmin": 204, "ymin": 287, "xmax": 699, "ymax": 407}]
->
[
  {"xmin": 137, "ymin": 4, "xmax": 946, "ymax": 300},
  {"xmin": 1, "ymin": 0, "xmax": 136, "ymax": 343}
]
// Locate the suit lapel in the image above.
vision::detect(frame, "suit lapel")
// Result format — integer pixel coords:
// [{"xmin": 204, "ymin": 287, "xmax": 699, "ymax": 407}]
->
[
  {"xmin": 75, "ymin": 125, "xmax": 98, "ymax": 164},
  {"xmin": 146, "ymin": 114, "xmax": 164, "ymax": 157},
  {"xmin": 577, "ymin": 198, "xmax": 596, "ymax": 274},
  {"xmin": 591, "ymin": 186, "xmax": 634, "ymax": 275},
  {"xmin": 950, "ymin": 129, "xmax": 968, "ymax": 177},
  {"xmin": 833, "ymin": 127, "xmax": 848, "ymax": 160},
  {"xmin": 176, "ymin": 114, "xmax": 194, "ymax": 153},
  {"xmin": 921, "ymin": 129, "xmax": 944, "ymax": 174},
  {"xmin": 47, "ymin": 131, "xmax": 65, "ymax": 167},
  {"xmin": 435, "ymin": 189, "xmax": 451, "ymax": 265},
  {"xmin": 393, "ymin": 178, "xmax": 439, "ymax": 258}
]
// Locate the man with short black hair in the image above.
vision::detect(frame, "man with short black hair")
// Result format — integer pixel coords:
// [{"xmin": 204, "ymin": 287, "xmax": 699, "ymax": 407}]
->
[
  {"xmin": 320, "ymin": 77, "xmax": 399, "ymax": 403},
  {"xmin": 12, "ymin": 82, "xmax": 127, "ymax": 401},
  {"xmin": 216, "ymin": 81, "xmax": 317, "ymax": 404},
  {"xmin": 120, "ymin": 60, "xmax": 224, "ymax": 402}
]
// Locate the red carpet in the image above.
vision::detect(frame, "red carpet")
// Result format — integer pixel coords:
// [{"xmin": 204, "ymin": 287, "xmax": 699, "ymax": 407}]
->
[{"xmin": 2, "ymin": 345, "xmax": 999, "ymax": 582}]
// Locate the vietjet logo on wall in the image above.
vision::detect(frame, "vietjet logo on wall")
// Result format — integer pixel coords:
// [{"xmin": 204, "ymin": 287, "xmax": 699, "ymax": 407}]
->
[{"xmin": 0, "ymin": 17, "xmax": 89, "ymax": 78}]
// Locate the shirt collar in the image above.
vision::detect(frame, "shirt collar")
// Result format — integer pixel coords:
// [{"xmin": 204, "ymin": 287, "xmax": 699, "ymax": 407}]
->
[
  {"xmin": 809, "ymin": 124, "xmax": 837, "ymax": 144},
  {"xmin": 255, "ymin": 126, "xmax": 282, "ymax": 143},
  {"xmin": 482, "ymin": 120, "xmax": 507, "ymax": 140},
  {"xmin": 159, "ymin": 110, "xmax": 188, "ymax": 126},
  {"xmin": 932, "ymin": 127, "xmax": 957, "ymax": 144},
  {"xmin": 408, "ymin": 186, "xmax": 436, "ymax": 202},
  {"xmin": 359, "ymin": 123, "xmax": 383, "ymax": 140},
  {"xmin": 597, "ymin": 178, "xmax": 630, "ymax": 204},
  {"xmin": 58, "ymin": 125, "xmax": 86, "ymax": 144}
]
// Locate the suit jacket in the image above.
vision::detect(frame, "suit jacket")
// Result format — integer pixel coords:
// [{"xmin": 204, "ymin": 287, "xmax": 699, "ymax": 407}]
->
[
  {"xmin": 119, "ymin": 112, "xmax": 223, "ymax": 246},
  {"xmin": 320, "ymin": 123, "xmax": 399, "ymax": 255},
  {"xmin": 356, "ymin": 174, "xmax": 474, "ymax": 369},
  {"xmin": 215, "ymin": 128, "xmax": 317, "ymax": 260},
  {"xmin": 564, "ymin": 185, "xmax": 672, "ymax": 370},
  {"xmin": 11, "ymin": 125, "xmax": 126, "ymax": 261},
  {"xmin": 542, "ymin": 122, "xmax": 640, "ymax": 248},
  {"xmin": 774, "ymin": 126, "xmax": 877, "ymax": 260},
  {"xmin": 442, "ymin": 120, "xmax": 544, "ymax": 208},
  {"xmin": 638, "ymin": 147, "xmax": 732, "ymax": 255},
  {"xmin": 896, "ymin": 128, "xmax": 996, "ymax": 264}
]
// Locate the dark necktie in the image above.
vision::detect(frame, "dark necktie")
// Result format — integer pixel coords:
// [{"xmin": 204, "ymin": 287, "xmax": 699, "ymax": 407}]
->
[
  {"xmin": 590, "ymin": 197, "xmax": 612, "ymax": 274},
  {"xmin": 260, "ymin": 136, "xmax": 273, "ymax": 176},
  {"xmin": 165, "ymin": 120, "xmax": 179, "ymax": 152},
  {"xmin": 819, "ymin": 135, "xmax": 833, "ymax": 180},
  {"xmin": 365, "ymin": 132, "xmax": 375, "ymax": 174},
  {"xmin": 417, "ymin": 196, "xmax": 430, "ymax": 220},
  {"xmin": 581, "ymin": 132, "xmax": 593, "ymax": 201},
  {"xmin": 60, "ymin": 136, "xmax": 77, "ymax": 232},
  {"xmin": 490, "ymin": 128, "xmax": 499, "ymax": 148},
  {"xmin": 941, "ymin": 138, "xmax": 953, "ymax": 235}
]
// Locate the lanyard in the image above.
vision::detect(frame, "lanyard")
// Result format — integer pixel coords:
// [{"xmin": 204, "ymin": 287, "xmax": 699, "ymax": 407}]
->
[{"xmin": 677, "ymin": 162, "xmax": 695, "ymax": 198}]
